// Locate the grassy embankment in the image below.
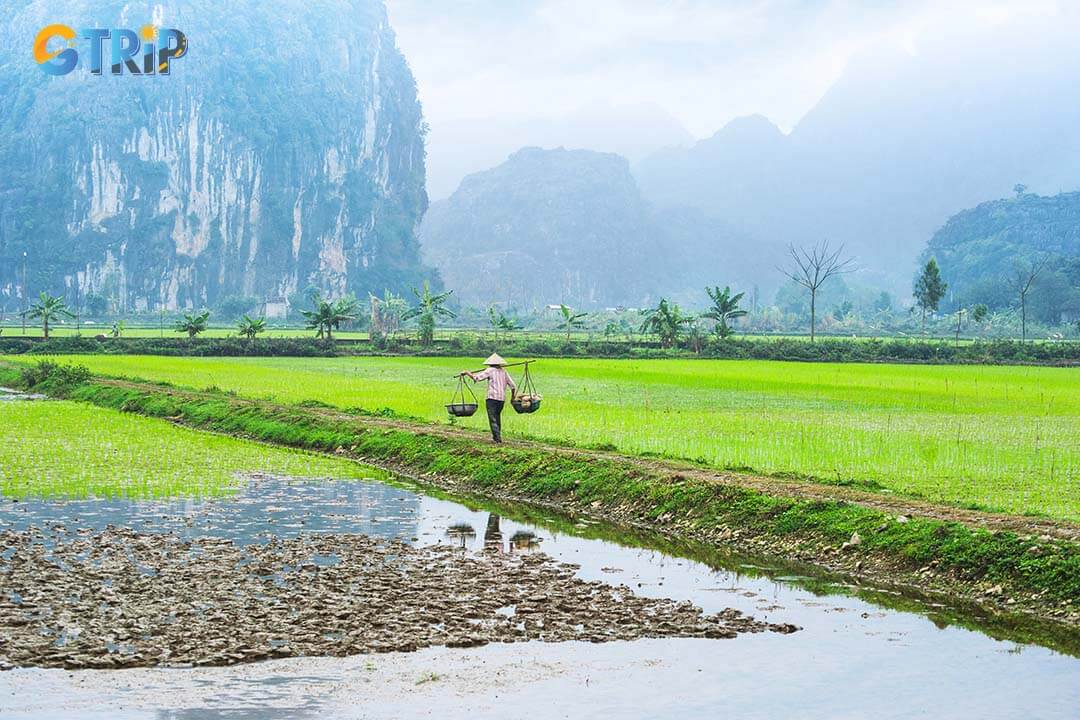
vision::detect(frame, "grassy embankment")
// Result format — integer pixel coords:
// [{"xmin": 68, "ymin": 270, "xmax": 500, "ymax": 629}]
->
[
  {"xmin": 2, "ymin": 361, "xmax": 1076, "ymax": 617},
  {"xmin": 22, "ymin": 354, "xmax": 1079, "ymax": 521}
]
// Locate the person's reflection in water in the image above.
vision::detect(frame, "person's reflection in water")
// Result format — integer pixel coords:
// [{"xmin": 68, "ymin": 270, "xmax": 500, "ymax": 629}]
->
[{"xmin": 483, "ymin": 514, "xmax": 503, "ymax": 553}]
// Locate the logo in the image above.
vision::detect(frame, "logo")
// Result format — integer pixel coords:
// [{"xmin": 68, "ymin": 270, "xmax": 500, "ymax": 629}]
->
[{"xmin": 34, "ymin": 24, "xmax": 187, "ymax": 76}]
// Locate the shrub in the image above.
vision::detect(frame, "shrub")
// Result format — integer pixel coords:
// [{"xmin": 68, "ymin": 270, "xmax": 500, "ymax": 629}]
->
[
  {"xmin": 20, "ymin": 361, "xmax": 92, "ymax": 391},
  {"xmin": 1, "ymin": 334, "xmax": 1077, "ymax": 365}
]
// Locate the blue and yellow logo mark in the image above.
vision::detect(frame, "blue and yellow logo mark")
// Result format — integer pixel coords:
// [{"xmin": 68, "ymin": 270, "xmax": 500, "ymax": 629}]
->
[{"xmin": 34, "ymin": 24, "xmax": 188, "ymax": 76}]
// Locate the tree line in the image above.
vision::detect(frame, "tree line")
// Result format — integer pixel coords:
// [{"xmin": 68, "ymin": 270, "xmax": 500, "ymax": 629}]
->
[
  {"xmin": 912, "ymin": 254, "xmax": 1054, "ymax": 342},
  {"xmin": 4, "ymin": 239, "xmax": 1074, "ymax": 346}
]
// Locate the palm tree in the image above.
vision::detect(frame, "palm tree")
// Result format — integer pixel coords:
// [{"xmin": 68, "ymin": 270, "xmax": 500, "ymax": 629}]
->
[
  {"xmin": 639, "ymin": 298, "xmax": 688, "ymax": 348},
  {"xmin": 26, "ymin": 292, "xmax": 74, "ymax": 339},
  {"xmin": 704, "ymin": 285, "xmax": 748, "ymax": 339},
  {"xmin": 556, "ymin": 304, "xmax": 588, "ymax": 342},
  {"xmin": 237, "ymin": 314, "xmax": 266, "ymax": 340},
  {"xmin": 402, "ymin": 281, "xmax": 455, "ymax": 346},
  {"xmin": 174, "ymin": 311, "xmax": 210, "ymax": 338},
  {"xmin": 302, "ymin": 295, "xmax": 359, "ymax": 340}
]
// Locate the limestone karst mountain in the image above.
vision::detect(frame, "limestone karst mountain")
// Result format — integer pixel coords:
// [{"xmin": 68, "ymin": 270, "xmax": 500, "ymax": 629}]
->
[
  {"xmin": 420, "ymin": 146, "xmax": 761, "ymax": 309},
  {"xmin": 637, "ymin": 21, "xmax": 1080, "ymax": 290},
  {"xmin": 0, "ymin": 0, "xmax": 431, "ymax": 313}
]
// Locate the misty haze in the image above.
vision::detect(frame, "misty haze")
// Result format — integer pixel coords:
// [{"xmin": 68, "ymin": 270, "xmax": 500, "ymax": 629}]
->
[{"xmin": 1, "ymin": 2, "xmax": 1078, "ymax": 719}]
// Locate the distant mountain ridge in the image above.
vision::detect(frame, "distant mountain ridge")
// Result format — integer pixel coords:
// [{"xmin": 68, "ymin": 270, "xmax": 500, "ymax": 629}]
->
[
  {"xmin": 425, "ymin": 22, "xmax": 1080, "ymax": 310},
  {"xmin": 425, "ymin": 103, "xmax": 693, "ymax": 201},
  {"xmin": 919, "ymin": 191, "xmax": 1080, "ymax": 320},
  {"xmin": 636, "ymin": 24, "xmax": 1080, "ymax": 289},
  {"xmin": 420, "ymin": 147, "xmax": 762, "ymax": 309},
  {"xmin": 420, "ymin": 147, "xmax": 654, "ymax": 309}
]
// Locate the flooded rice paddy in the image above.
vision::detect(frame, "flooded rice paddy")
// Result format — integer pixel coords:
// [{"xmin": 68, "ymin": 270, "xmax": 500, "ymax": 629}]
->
[{"xmin": 1, "ymin": 474, "xmax": 1077, "ymax": 718}]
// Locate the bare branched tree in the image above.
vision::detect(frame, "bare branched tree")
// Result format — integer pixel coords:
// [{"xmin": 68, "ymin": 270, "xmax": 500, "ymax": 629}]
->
[
  {"xmin": 779, "ymin": 240, "xmax": 854, "ymax": 341},
  {"xmin": 1006, "ymin": 255, "xmax": 1050, "ymax": 342}
]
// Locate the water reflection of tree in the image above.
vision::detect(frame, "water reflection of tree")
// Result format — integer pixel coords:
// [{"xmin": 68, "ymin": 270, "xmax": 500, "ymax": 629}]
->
[
  {"xmin": 451, "ymin": 516, "xmax": 540, "ymax": 554},
  {"xmin": 509, "ymin": 530, "xmax": 540, "ymax": 553},
  {"xmin": 445, "ymin": 522, "xmax": 476, "ymax": 549}
]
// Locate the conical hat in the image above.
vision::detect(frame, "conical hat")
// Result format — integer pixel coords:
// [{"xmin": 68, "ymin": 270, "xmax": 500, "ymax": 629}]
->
[{"xmin": 483, "ymin": 353, "xmax": 507, "ymax": 366}]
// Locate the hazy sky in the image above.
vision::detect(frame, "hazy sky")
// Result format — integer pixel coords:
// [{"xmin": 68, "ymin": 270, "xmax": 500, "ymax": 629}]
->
[{"xmin": 386, "ymin": 0, "xmax": 1063, "ymax": 197}]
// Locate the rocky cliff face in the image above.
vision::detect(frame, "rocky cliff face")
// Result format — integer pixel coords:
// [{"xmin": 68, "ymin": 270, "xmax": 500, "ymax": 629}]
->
[{"xmin": 0, "ymin": 0, "xmax": 429, "ymax": 312}]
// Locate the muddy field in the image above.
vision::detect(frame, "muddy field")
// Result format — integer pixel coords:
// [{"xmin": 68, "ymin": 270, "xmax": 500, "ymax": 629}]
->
[
  {"xmin": 1, "ymin": 475, "xmax": 1077, "ymax": 719},
  {"xmin": 0, "ymin": 525, "xmax": 796, "ymax": 670}
]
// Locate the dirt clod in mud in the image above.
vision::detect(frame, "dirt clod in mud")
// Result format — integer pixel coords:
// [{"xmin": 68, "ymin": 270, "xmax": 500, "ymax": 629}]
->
[{"xmin": 0, "ymin": 526, "xmax": 798, "ymax": 669}]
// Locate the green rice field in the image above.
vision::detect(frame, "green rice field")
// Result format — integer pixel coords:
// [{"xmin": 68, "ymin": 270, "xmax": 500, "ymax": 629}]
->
[
  {"xmin": 17, "ymin": 355, "xmax": 1079, "ymax": 520},
  {"xmin": 0, "ymin": 399, "xmax": 384, "ymax": 498}
]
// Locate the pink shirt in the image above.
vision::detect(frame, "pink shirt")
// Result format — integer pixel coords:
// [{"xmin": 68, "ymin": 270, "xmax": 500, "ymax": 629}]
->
[{"xmin": 472, "ymin": 367, "xmax": 516, "ymax": 401}]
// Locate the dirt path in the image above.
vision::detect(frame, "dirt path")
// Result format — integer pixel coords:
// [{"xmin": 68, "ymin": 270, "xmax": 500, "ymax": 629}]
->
[{"xmin": 97, "ymin": 378, "xmax": 1080, "ymax": 543}]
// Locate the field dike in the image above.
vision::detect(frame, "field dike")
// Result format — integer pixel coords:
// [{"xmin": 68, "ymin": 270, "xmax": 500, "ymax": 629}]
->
[{"xmin": 3, "ymin": 362, "xmax": 1078, "ymax": 640}]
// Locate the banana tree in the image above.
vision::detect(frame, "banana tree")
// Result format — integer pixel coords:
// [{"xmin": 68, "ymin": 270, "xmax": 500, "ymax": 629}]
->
[
  {"xmin": 639, "ymin": 298, "xmax": 688, "ymax": 348},
  {"xmin": 174, "ymin": 311, "xmax": 210, "ymax": 339},
  {"xmin": 704, "ymin": 285, "xmax": 748, "ymax": 339},
  {"xmin": 369, "ymin": 291, "xmax": 408, "ymax": 340},
  {"xmin": 237, "ymin": 314, "xmax": 266, "ymax": 340},
  {"xmin": 556, "ymin": 304, "xmax": 588, "ymax": 342},
  {"xmin": 402, "ymin": 281, "xmax": 455, "ymax": 346},
  {"xmin": 302, "ymin": 296, "xmax": 359, "ymax": 340}
]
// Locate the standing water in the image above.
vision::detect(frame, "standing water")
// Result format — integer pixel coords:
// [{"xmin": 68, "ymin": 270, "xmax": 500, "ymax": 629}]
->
[{"xmin": 1, "ymin": 473, "xmax": 1077, "ymax": 719}]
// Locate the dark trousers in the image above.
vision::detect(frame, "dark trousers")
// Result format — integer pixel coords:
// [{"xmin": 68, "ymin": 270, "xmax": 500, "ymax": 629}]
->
[{"xmin": 485, "ymin": 399, "xmax": 505, "ymax": 443}]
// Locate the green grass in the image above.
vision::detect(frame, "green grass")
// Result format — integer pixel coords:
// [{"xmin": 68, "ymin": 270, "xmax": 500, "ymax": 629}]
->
[
  {"xmin": 13, "ymin": 374, "xmax": 1078, "ymax": 609},
  {"xmin": 0, "ymin": 399, "xmax": 384, "ymax": 499},
  {"xmin": 11, "ymin": 355, "xmax": 1079, "ymax": 520}
]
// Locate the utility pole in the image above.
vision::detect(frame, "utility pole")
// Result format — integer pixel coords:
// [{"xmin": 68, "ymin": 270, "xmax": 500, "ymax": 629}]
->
[
  {"xmin": 74, "ymin": 279, "xmax": 82, "ymax": 336},
  {"xmin": 20, "ymin": 251, "xmax": 27, "ymax": 336}
]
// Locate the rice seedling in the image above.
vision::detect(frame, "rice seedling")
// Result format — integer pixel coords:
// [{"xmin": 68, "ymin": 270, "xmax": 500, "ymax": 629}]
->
[
  {"xmin": 0, "ymin": 399, "xmax": 384, "ymax": 499},
  {"xmin": 15, "ymin": 355, "xmax": 1079, "ymax": 519}
]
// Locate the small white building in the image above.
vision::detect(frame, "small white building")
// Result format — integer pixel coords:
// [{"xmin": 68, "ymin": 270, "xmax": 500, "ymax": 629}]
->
[{"xmin": 260, "ymin": 297, "xmax": 290, "ymax": 320}]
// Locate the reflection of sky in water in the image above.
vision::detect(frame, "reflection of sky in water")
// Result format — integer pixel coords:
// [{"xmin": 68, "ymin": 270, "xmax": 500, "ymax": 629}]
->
[
  {"xmin": 0, "ymin": 475, "xmax": 423, "ymax": 546},
  {"xmin": 1, "ymin": 475, "xmax": 1078, "ymax": 719}
]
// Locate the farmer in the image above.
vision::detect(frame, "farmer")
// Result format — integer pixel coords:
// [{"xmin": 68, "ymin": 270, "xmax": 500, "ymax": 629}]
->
[{"xmin": 465, "ymin": 353, "xmax": 516, "ymax": 443}]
